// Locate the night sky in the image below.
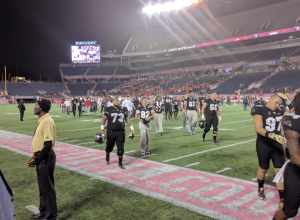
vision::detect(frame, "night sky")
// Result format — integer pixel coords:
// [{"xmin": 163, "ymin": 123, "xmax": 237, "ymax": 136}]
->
[
  {"xmin": 0, "ymin": 0, "xmax": 284, "ymax": 81},
  {"xmin": 1, "ymin": 0, "xmax": 143, "ymax": 81}
]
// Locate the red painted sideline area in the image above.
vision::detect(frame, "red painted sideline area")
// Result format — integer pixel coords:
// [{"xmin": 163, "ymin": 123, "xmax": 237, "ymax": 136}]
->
[{"xmin": 0, "ymin": 130, "xmax": 296, "ymax": 220}]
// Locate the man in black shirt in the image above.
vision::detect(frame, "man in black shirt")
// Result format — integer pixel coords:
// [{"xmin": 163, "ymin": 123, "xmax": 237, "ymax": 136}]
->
[
  {"xmin": 101, "ymin": 97, "xmax": 128, "ymax": 169},
  {"xmin": 202, "ymin": 93, "xmax": 221, "ymax": 143},
  {"xmin": 18, "ymin": 99, "xmax": 26, "ymax": 121},
  {"xmin": 251, "ymin": 93, "xmax": 288, "ymax": 201},
  {"xmin": 274, "ymin": 93, "xmax": 300, "ymax": 220}
]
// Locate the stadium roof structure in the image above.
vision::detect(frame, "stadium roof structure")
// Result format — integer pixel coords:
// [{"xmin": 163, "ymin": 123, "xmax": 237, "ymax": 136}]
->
[{"xmin": 205, "ymin": 0, "xmax": 286, "ymax": 17}]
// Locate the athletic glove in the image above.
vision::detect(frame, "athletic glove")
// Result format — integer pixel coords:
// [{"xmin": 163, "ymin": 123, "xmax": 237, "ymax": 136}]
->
[
  {"xmin": 128, "ymin": 125, "xmax": 135, "ymax": 139},
  {"xmin": 266, "ymin": 132, "xmax": 286, "ymax": 145},
  {"xmin": 218, "ymin": 116, "xmax": 222, "ymax": 122},
  {"xmin": 27, "ymin": 157, "xmax": 36, "ymax": 167}
]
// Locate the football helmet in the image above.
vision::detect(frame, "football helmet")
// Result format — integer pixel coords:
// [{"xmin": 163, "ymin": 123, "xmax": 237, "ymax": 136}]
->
[
  {"xmin": 199, "ymin": 120, "xmax": 206, "ymax": 129},
  {"xmin": 95, "ymin": 132, "xmax": 104, "ymax": 144}
]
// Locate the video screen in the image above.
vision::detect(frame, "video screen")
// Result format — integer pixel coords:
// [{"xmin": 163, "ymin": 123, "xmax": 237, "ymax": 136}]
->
[{"xmin": 71, "ymin": 44, "xmax": 101, "ymax": 64}]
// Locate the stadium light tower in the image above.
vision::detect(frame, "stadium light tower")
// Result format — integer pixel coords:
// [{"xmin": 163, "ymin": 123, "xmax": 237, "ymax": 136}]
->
[{"xmin": 142, "ymin": 0, "xmax": 201, "ymax": 16}]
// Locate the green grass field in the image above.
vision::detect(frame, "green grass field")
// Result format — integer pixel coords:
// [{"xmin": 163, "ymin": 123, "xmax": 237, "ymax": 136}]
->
[{"xmin": 0, "ymin": 103, "xmax": 262, "ymax": 220}]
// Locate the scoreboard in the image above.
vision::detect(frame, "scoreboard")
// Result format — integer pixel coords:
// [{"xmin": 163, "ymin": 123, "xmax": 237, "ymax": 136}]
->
[{"xmin": 71, "ymin": 41, "xmax": 101, "ymax": 64}]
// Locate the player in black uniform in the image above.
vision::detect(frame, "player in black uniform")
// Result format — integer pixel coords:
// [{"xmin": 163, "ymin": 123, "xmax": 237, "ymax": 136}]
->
[
  {"xmin": 71, "ymin": 98, "xmax": 77, "ymax": 118},
  {"xmin": 274, "ymin": 93, "xmax": 300, "ymax": 220},
  {"xmin": 101, "ymin": 97, "xmax": 129, "ymax": 169},
  {"xmin": 202, "ymin": 93, "xmax": 221, "ymax": 143},
  {"xmin": 164, "ymin": 96, "xmax": 173, "ymax": 120},
  {"xmin": 251, "ymin": 93, "xmax": 288, "ymax": 201},
  {"xmin": 172, "ymin": 99, "xmax": 179, "ymax": 120}
]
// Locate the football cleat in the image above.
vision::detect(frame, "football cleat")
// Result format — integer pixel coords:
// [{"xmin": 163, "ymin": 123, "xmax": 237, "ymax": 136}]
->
[
  {"xmin": 95, "ymin": 132, "xmax": 104, "ymax": 144},
  {"xmin": 128, "ymin": 132, "xmax": 135, "ymax": 140},
  {"xmin": 106, "ymin": 153, "xmax": 110, "ymax": 165},
  {"xmin": 258, "ymin": 188, "xmax": 266, "ymax": 200}
]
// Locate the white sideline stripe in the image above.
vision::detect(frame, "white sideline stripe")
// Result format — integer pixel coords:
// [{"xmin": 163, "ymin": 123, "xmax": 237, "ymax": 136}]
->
[
  {"xmin": 64, "ymin": 139, "xmax": 81, "ymax": 143},
  {"xmin": 222, "ymin": 119, "xmax": 251, "ymax": 125},
  {"xmin": 163, "ymin": 139, "xmax": 256, "ymax": 163},
  {"xmin": 58, "ymin": 119, "xmax": 251, "ymax": 133},
  {"xmin": 216, "ymin": 167, "xmax": 232, "ymax": 174},
  {"xmin": 184, "ymin": 162, "xmax": 201, "ymax": 168},
  {"xmin": 77, "ymin": 141, "xmax": 96, "ymax": 145},
  {"xmin": 125, "ymin": 150, "xmax": 136, "ymax": 154},
  {"xmin": 60, "ymin": 127, "xmax": 99, "ymax": 132}
]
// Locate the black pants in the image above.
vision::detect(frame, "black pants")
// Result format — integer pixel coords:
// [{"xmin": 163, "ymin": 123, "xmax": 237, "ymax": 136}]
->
[
  {"xmin": 283, "ymin": 163, "xmax": 300, "ymax": 218},
  {"xmin": 256, "ymin": 138, "xmax": 284, "ymax": 170},
  {"xmin": 20, "ymin": 111, "xmax": 24, "ymax": 121},
  {"xmin": 204, "ymin": 115, "xmax": 218, "ymax": 134},
  {"xmin": 106, "ymin": 131, "xmax": 125, "ymax": 156},
  {"xmin": 36, "ymin": 151, "xmax": 57, "ymax": 219}
]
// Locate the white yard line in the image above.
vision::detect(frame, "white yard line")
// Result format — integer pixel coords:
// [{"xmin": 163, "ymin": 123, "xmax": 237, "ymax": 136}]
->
[
  {"xmin": 163, "ymin": 139, "xmax": 256, "ymax": 163},
  {"xmin": 222, "ymin": 119, "xmax": 251, "ymax": 125},
  {"xmin": 184, "ymin": 162, "xmax": 201, "ymax": 168}
]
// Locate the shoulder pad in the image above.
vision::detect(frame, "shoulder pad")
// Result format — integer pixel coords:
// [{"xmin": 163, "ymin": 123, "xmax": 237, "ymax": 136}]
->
[{"xmin": 251, "ymin": 105, "xmax": 265, "ymax": 116}]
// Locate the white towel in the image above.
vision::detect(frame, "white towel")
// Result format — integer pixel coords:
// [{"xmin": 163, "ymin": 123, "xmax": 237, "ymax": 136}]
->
[{"xmin": 273, "ymin": 160, "xmax": 290, "ymax": 184}]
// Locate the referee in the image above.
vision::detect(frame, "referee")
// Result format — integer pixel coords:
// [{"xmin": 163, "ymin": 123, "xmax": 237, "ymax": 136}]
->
[{"xmin": 27, "ymin": 99, "xmax": 57, "ymax": 220}]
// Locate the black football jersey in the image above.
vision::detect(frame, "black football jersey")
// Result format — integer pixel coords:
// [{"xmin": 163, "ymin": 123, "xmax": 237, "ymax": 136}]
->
[
  {"xmin": 138, "ymin": 106, "xmax": 152, "ymax": 124},
  {"xmin": 154, "ymin": 101, "xmax": 163, "ymax": 113},
  {"xmin": 204, "ymin": 99, "xmax": 219, "ymax": 117},
  {"xmin": 173, "ymin": 101, "xmax": 179, "ymax": 110},
  {"xmin": 186, "ymin": 97, "xmax": 197, "ymax": 111},
  {"xmin": 251, "ymin": 105, "xmax": 284, "ymax": 142},
  {"xmin": 104, "ymin": 106, "xmax": 126, "ymax": 132},
  {"xmin": 164, "ymin": 96, "xmax": 172, "ymax": 105}
]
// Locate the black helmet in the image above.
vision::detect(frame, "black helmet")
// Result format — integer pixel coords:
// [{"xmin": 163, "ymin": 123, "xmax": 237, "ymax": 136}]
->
[
  {"xmin": 95, "ymin": 132, "xmax": 104, "ymax": 144},
  {"xmin": 199, "ymin": 120, "xmax": 206, "ymax": 129}
]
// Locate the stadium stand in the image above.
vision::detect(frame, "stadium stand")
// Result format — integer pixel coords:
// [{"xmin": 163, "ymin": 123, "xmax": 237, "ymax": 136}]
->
[
  {"xmin": 215, "ymin": 72, "xmax": 271, "ymax": 94},
  {"xmin": 3, "ymin": 82, "xmax": 64, "ymax": 96},
  {"xmin": 67, "ymin": 83, "xmax": 92, "ymax": 96}
]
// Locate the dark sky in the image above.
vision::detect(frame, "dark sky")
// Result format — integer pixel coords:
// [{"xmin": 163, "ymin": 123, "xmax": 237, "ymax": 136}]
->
[
  {"xmin": 1, "ymin": 0, "xmax": 143, "ymax": 81},
  {"xmin": 0, "ymin": 0, "xmax": 284, "ymax": 81}
]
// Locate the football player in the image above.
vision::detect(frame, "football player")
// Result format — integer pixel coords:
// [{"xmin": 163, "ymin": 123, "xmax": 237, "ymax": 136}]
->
[
  {"xmin": 202, "ymin": 93, "xmax": 221, "ymax": 143},
  {"xmin": 274, "ymin": 93, "xmax": 300, "ymax": 220},
  {"xmin": 172, "ymin": 98, "xmax": 179, "ymax": 120},
  {"xmin": 184, "ymin": 90, "xmax": 200, "ymax": 135},
  {"xmin": 136, "ymin": 98, "xmax": 154, "ymax": 158},
  {"xmin": 153, "ymin": 96, "xmax": 164, "ymax": 136},
  {"xmin": 251, "ymin": 93, "xmax": 288, "ymax": 201},
  {"xmin": 100, "ymin": 97, "xmax": 131, "ymax": 169},
  {"xmin": 164, "ymin": 95, "xmax": 173, "ymax": 120}
]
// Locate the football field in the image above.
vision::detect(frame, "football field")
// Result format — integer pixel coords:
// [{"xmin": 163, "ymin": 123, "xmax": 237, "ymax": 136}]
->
[{"xmin": 0, "ymin": 104, "xmax": 274, "ymax": 220}]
